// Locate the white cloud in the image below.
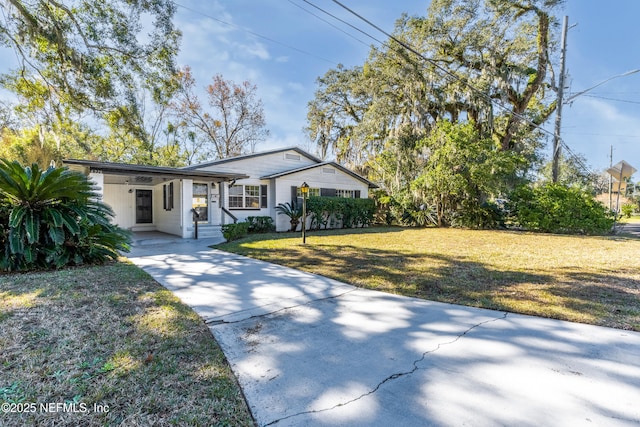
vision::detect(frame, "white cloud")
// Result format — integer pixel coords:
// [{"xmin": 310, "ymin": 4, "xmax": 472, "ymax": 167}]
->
[{"xmin": 562, "ymin": 97, "xmax": 640, "ymax": 171}]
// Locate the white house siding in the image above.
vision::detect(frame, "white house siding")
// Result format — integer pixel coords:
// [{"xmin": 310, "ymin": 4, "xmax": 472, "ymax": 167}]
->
[
  {"xmin": 154, "ymin": 180, "xmax": 183, "ymax": 237},
  {"xmin": 103, "ymin": 184, "xmax": 135, "ymax": 230},
  {"xmin": 273, "ymin": 165, "xmax": 370, "ymax": 232},
  {"xmin": 194, "ymin": 149, "xmax": 317, "ymax": 176}
]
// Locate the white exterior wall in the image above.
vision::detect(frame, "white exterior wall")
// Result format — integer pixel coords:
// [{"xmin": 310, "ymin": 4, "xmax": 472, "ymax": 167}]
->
[
  {"xmin": 273, "ymin": 165, "xmax": 370, "ymax": 232},
  {"xmin": 154, "ymin": 180, "xmax": 183, "ymax": 237},
  {"xmin": 194, "ymin": 149, "xmax": 317, "ymax": 176},
  {"xmin": 102, "ymin": 182, "xmax": 186, "ymax": 236},
  {"xmin": 103, "ymin": 183, "xmax": 137, "ymax": 230}
]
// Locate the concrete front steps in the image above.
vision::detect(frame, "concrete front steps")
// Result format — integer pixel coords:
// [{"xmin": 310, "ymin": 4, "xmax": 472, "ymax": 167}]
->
[{"xmin": 192, "ymin": 224, "xmax": 224, "ymax": 240}]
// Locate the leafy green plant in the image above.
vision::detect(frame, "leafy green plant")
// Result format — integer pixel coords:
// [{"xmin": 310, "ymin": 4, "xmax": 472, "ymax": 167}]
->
[
  {"xmin": 0, "ymin": 160, "xmax": 131, "ymax": 271},
  {"xmin": 306, "ymin": 197, "xmax": 376, "ymax": 229},
  {"xmin": 221, "ymin": 222, "xmax": 250, "ymax": 242},
  {"xmin": 401, "ymin": 204, "xmax": 438, "ymax": 227},
  {"xmin": 621, "ymin": 203, "xmax": 635, "ymax": 219},
  {"xmin": 451, "ymin": 201, "xmax": 505, "ymax": 229},
  {"xmin": 275, "ymin": 201, "xmax": 303, "ymax": 232},
  {"xmin": 247, "ymin": 216, "xmax": 275, "ymax": 233},
  {"xmin": 507, "ymin": 183, "xmax": 614, "ymax": 235}
]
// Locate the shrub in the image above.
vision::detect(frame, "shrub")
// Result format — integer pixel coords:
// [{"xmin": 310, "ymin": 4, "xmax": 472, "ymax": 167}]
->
[
  {"xmin": 507, "ymin": 183, "xmax": 614, "ymax": 235},
  {"xmin": 247, "ymin": 216, "xmax": 275, "ymax": 233},
  {"xmin": 275, "ymin": 201, "xmax": 302, "ymax": 232},
  {"xmin": 451, "ymin": 200, "xmax": 504, "ymax": 229},
  {"xmin": 621, "ymin": 203, "xmax": 635, "ymax": 219},
  {"xmin": 222, "ymin": 222, "xmax": 249, "ymax": 242},
  {"xmin": 306, "ymin": 197, "xmax": 375, "ymax": 229},
  {"xmin": 0, "ymin": 160, "xmax": 131, "ymax": 271},
  {"xmin": 400, "ymin": 204, "xmax": 438, "ymax": 227}
]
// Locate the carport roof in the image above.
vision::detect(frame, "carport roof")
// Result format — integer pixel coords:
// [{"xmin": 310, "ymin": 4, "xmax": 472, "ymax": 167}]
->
[{"xmin": 63, "ymin": 159, "xmax": 248, "ymax": 185}]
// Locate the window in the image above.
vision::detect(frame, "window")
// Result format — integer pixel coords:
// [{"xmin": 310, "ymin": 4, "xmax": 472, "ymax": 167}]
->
[
  {"xmin": 296, "ymin": 187, "xmax": 320, "ymax": 198},
  {"xmin": 230, "ymin": 185, "xmax": 267, "ymax": 209},
  {"xmin": 336, "ymin": 189, "xmax": 356, "ymax": 198}
]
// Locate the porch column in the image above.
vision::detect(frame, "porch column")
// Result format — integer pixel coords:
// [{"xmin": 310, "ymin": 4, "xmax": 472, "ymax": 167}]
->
[
  {"xmin": 88, "ymin": 171, "xmax": 104, "ymax": 201},
  {"xmin": 181, "ymin": 179, "xmax": 193, "ymax": 238}
]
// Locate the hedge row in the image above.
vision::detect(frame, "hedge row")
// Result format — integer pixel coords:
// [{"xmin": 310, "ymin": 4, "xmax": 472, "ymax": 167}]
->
[{"xmin": 306, "ymin": 196, "xmax": 376, "ymax": 230}]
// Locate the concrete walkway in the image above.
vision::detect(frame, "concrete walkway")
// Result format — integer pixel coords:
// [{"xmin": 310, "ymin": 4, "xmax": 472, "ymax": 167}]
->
[{"xmin": 128, "ymin": 239, "xmax": 640, "ymax": 427}]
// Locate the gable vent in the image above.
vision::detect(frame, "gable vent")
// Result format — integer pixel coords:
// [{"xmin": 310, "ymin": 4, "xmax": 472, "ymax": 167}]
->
[
  {"xmin": 322, "ymin": 168, "xmax": 335, "ymax": 174},
  {"xmin": 285, "ymin": 153, "xmax": 301, "ymax": 160}
]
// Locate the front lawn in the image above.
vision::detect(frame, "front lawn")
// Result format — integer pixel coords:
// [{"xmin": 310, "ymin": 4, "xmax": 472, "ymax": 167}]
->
[
  {"xmin": 0, "ymin": 261, "xmax": 254, "ymax": 426},
  {"xmin": 215, "ymin": 227, "xmax": 640, "ymax": 331}
]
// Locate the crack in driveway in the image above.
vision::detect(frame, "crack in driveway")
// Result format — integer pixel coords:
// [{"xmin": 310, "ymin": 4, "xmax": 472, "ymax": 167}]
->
[
  {"xmin": 204, "ymin": 288, "xmax": 359, "ymax": 325},
  {"xmin": 263, "ymin": 312, "xmax": 509, "ymax": 427}
]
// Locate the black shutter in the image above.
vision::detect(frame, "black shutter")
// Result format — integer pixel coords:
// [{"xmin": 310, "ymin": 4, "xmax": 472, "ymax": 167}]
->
[
  {"xmin": 261, "ymin": 184, "xmax": 268, "ymax": 208},
  {"xmin": 169, "ymin": 182, "xmax": 174, "ymax": 209},
  {"xmin": 163, "ymin": 184, "xmax": 167, "ymax": 210},
  {"xmin": 291, "ymin": 186, "xmax": 298, "ymax": 204},
  {"xmin": 321, "ymin": 188, "xmax": 336, "ymax": 197},
  {"xmin": 354, "ymin": 190, "xmax": 361, "ymax": 198}
]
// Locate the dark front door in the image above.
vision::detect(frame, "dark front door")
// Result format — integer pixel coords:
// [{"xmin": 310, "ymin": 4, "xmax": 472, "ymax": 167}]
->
[{"xmin": 136, "ymin": 189, "xmax": 153, "ymax": 223}]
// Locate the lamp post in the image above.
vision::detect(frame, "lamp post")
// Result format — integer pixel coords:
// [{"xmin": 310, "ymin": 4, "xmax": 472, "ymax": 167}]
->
[{"xmin": 300, "ymin": 182, "xmax": 309, "ymax": 244}]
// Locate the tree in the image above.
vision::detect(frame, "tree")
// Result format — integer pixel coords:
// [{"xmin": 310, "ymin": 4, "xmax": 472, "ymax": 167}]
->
[
  {"xmin": 538, "ymin": 153, "xmax": 599, "ymax": 192},
  {"xmin": 0, "ymin": 0, "xmax": 180, "ymax": 114},
  {"xmin": 412, "ymin": 121, "xmax": 525, "ymax": 226},
  {"xmin": 170, "ymin": 67, "xmax": 269, "ymax": 161},
  {"xmin": 307, "ymin": 0, "xmax": 563, "ymax": 228},
  {"xmin": 0, "ymin": 0, "xmax": 181, "ymax": 165}
]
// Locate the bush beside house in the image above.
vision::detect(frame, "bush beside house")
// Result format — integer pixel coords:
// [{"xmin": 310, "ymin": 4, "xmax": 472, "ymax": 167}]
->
[{"xmin": 0, "ymin": 160, "xmax": 131, "ymax": 271}]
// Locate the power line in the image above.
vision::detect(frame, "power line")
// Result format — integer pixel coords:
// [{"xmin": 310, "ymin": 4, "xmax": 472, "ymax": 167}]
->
[
  {"xmin": 580, "ymin": 94, "xmax": 640, "ymax": 105},
  {"xmin": 288, "ymin": 0, "xmax": 372, "ymax": 48},
  {"xmin": 328, "ymin": 0, "xmax": 556, "ymax": 139},
  {"xmin": 327, "ymin": 0, "xmax": 595, "ymax": 176},
  {"xmin": 173, "ymin": 1, "xmax": 337, "ymax": 65}
]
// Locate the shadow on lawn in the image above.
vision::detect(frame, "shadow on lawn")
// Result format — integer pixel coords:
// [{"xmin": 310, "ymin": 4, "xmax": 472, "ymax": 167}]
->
[{"xmin": 232, "ymin": 242, "xmax": 640, "ymax": 331}]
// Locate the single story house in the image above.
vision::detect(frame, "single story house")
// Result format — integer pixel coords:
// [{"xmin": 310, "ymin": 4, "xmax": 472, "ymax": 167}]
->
[{"xmin": 64, "ymin": 147, "xmax": 378, "ymax": 237}]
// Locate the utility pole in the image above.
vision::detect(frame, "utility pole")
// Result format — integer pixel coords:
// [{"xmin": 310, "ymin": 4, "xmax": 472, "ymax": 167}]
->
[
  {"xmin": 609, "ymin": 145, "xmax": 613, "ymax": 211},
  {"xmin": 552, "ymin": 15, "xmax": 569, "ymax": 183}
]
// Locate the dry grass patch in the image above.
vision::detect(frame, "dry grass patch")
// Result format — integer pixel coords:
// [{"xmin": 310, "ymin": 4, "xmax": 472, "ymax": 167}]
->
[
  {"xmin": 0, "ymin": 261, "xmax": 254, "ymax": 427},
  {"xmin": 216, "ymin": 227, "xmax": 640, "ymax": 331}
]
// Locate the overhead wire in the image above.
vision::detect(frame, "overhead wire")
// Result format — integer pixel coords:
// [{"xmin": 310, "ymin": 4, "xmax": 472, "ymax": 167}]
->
[
  {"xmin": 580, "ymin": 94, "xmax": 640, "ymax": 105},
  {"xmin": 325, "ymin": 0, "xmax": 596, "ymax": 175},
  {"xmin": 288, "ymin": 0, "xmax": 372, "ymax": 48},
  {"xmin": 172, "ymin": 1, "xmax": 338, "ymax": 65}
]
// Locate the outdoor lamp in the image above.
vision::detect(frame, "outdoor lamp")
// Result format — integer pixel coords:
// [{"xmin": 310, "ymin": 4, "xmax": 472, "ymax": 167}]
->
[{"xmin": 301, "ymin": 182, "xmax": 309, "ymax": 244}]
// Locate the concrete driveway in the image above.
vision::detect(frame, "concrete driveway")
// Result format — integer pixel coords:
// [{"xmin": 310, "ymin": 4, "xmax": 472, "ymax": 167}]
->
[{"xmin": 128, "ymin": 238, "xmax": 640, "ymax": 427}]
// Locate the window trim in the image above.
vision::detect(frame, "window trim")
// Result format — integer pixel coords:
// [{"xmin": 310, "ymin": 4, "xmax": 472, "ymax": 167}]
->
[{"xmin": 229, "ymin": 184, "xmax": 268, "ymax": 210}]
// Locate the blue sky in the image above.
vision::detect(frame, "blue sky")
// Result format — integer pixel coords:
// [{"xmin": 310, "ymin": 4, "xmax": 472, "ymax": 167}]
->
[{"xmin": 2, "ymin": 1, "xmax": 639, "ymax": 176}]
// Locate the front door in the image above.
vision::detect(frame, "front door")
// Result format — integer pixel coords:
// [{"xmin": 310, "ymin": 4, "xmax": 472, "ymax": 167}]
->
[
  {"xmin": 135, "ymin": 189, "xmax": 153, "ymax": 224},
  {"xmin": 192, "ymin": 183, "xmax": 208, "ymax": 223}
]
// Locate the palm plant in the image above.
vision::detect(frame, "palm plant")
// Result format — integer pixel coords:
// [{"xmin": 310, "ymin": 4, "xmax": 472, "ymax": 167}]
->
[
  {"xmin": 275, "ymin": 201, "xmax": 303, "ymax": 232},
  {"xmin": 0, "ymin": 160, "xmax": 131, "ymax": 271}
]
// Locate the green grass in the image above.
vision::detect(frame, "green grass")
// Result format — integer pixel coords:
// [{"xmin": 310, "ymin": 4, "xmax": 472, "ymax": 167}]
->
[
  {"xmin": 619, "ymin": 214, "xmax": 640, "ymax": 224},
  {"xmin": 0, "ymin": 261, "xmax": 254, "ymax": 427},
  {"xmin": 215, "ymin": 227, "xmax": 640, "ymax": 331}
]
